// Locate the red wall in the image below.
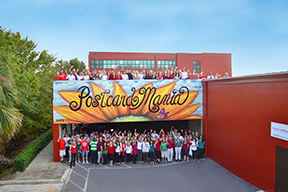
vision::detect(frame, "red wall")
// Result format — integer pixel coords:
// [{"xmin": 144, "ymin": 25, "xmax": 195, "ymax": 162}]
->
[
  {"xmin": 52, "ymin": 100, "xmax": 60, "ymax": 162},
  {"xmin": 203, "ymin": 73, "xmax": 288, "ymax": 192},
  {"xmin": 89, "ymin": 52, "xmax": 231, "ymax": 77}
]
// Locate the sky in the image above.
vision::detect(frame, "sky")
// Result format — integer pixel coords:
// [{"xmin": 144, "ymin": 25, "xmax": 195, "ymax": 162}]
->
[{"xmin": 1, "ymin": 0, "xmax": 287, "ymax": 76}]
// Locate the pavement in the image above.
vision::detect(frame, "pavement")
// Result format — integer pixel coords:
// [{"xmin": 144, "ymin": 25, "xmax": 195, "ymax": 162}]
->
[
  {"xmin": 63, "ymin": 158, "xmax": 261, "ymax": 192},
  {"xmin": 0, "ymin": 142, "xmax": 263, "ymax": 192}
]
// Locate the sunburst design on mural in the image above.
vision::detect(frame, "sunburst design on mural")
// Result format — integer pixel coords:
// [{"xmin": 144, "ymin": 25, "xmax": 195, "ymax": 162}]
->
[{"xmin": 53, "ymin": 81, "xmax": 202, "ymax": 123}]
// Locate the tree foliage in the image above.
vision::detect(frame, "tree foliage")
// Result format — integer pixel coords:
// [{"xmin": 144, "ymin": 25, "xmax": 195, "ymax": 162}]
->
[{"xmin": 0, "ymin": 26, "xmax": 85, "ymax": 155}]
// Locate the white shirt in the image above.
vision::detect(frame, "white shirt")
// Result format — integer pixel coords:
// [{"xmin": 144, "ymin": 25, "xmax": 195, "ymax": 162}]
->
[
  {"xmin": 137, "ymin": 141, "xmax": 143, "ymax": 150},
  {"xmin": 190, "ymin": 141, "xmax": 198, "ymax": 151},
  {"xmin": 152, "ymin": 133, "xmax": 159, "ymax": 140},
  {"xmin": 77, "ymin": 75, "xmax": 84, "ymax": 81},
  {"xmin": 83, "ymin": 75, "xmax": 90, "ymax": 80},
  {"xmin": 64, "ymin": 137, "xmax": 70, "ymax": 147},
  {"xmin": 125, "ymin": 146, "xmax": 133, "ymax": 154},
  {"xmin": 207, "ymin": 75, "xmax": 214, "ymax": 79},
  {"xmin": 181, "ymin": 71, "xmax": 188, "ymax": 79},
  {"xmin": 142, "ymin": 142, "xmax": 150, "ymax": 152},
  {"xmin": 115, "ymin": 145, "xmax": 122, "ymax": 153},
  {"xmin": 139, "ymin": 73, "xmax": 144, "ymax": 80},
  {"xmin": 66, "ymin": 74, "xmax": 75, "ymax": 81},
  {"xmin": 100, "ymin": 74, "xmax": 108, "ymax": 80},
  {"xmin": 122, "ymin": 74, "xmax": 128, "ymax": 80}
]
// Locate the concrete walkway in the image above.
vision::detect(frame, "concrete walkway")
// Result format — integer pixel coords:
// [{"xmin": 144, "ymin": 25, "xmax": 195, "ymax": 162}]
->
[{"xmin": 0, "ymin": 141, "xmax": 69, "ymax": 192}]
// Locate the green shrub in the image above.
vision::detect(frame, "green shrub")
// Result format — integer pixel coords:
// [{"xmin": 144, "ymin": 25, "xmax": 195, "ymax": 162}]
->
[{"xmin": 13, "ymin": 128, "xmax": 53, "ymax": 172}]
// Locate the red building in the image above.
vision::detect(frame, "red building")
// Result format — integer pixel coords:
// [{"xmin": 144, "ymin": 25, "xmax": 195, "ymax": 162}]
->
[
  {"xmin": 88, "ymin": 52, "xmax": 232, "ymax": 77},
  {"xmin": 203, "ymin": 73, "xmax": 288, "ymax": 192}
]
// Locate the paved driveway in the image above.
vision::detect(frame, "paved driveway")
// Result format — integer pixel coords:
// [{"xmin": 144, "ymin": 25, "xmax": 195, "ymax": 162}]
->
[{"xmin": 62, "ymin": 158, "xmax": 260, "ymax": 192}]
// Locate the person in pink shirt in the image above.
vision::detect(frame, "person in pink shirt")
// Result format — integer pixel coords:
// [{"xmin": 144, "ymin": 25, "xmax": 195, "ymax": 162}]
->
[{"xmin": 132, "ymin": 140, "xmax": 138, "ymax": 164}]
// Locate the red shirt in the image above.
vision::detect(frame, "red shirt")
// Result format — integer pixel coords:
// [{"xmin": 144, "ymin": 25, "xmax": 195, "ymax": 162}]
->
[
  {"xmin": 183, "ymin": 142, "xmax": 189, "ymax": 150},
  {"xmin": 108, "ymin": 145, "xmax": 115, "ymax": 154},
  {"xmin": 58, "ymin": 140, "xmax": 66, "ymax": 150},
  {"xmin": 59, "ymin": 73, "xmax": 67, "ymax": 81},
  {"xmin": 121, "ymin": 143, "xmax": 126, "ymax": 156},
  {"xmin": 155, "ymin": 139, "xmax": 161, "ymax": 151},
  {"xmin": 109, "ymin": 73, "xmax": 116, "ymax": 80},
  {"xmin": 167, "ymin": 140, "xmax": 175, "ymax": 149},
  {"xmin": 80, "ymin": 141, "xmax": 89, "ymax": 151},
  {"xmin": 132, "ymin": 144, "xmax": 138, "ymax": 155},
  {"xmin": 71, "ymin": 146, "xmax": 77, "ymax": 154},
  {"xmin": 115, "ymin": 75, "xmax": 122, "ymax": 80},
  {"xmin": 169, "ymin": 75, "xmax": 174, "ymax": 79},
  {"xmin": 158, "ymin": 75, "xmax": 163, "ymax": 80}
]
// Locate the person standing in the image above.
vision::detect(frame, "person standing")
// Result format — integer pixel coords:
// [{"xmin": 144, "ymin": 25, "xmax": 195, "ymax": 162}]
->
[
  {"xmin": 142, "ymin": 138, "xmax": 150, "ymax": 165},
  {"xmin": 97, "ymin": 137, "xmax": 104, "ymax": 164},
  {"xmin": 132, "ymin": 140, "xmax": 138, "ymax": 164},
  {"xmin": 182, "ymin": 137, "xmax": 190, "ymax": 161},
  {"xmin": 207, "ymin": 72, "xmax": 215, "ymax": 79},
  {"xmin": 114, "ymin": 141, "xmax": 122, "ymax": 165},
  {"xmin": 125, "ymin": 141, "xmax": 133, "ymax": 165},
  {"xmin": 197, "ymin": 136, "xmax": 205, "ymax": 161},
  {"xmin": 79, "ymin": 137, "xmax": 89, "ymax": 164},
  {"xmin": 167, "ymin": 137, "xmax": 175, "ymax": 163},
  {"xmin": 155, "ymin": 136, "xmax": 161, "ymax": 163},
  {"xmin": 149, "ymin": 140, "xmax": 155, "ymax": 164},
  {"xmin": 190, "ymin": 138, "xmax": 198, "ymax": 162},
  {"xmin": 174, "ymin": 135, "xmax": 183, "ymax": 161},
  {"xmin": 160, "ymin": 138, "xmax": 168, "ymax": 163},
  {"xmin": 64, "ymin": 134, "xmax": 70, "ymax": 161},
  {"xmin": 67, "ymin": 136, "xmax": 74, "ymax": 163},
  {"xmin": 70, "ymin": 140, "xmax": 77, "ymax": 168},
  {"xmin": 102, "ymin": 142, "xmax": 108, "ymax": 166},
  {"xmin": 121, "ymin": 139, "xmax": 126, "ymax": 164},
  {"xmin": 137, "ymin": 137, "xmax": 143, "ymax": 163},
  {"xmin": 107, "ymin": 141, "xmax": 115, "ymax": 166},
  {"xmin": 57, "ymin": 135, "xmax": 66, "ymax": 163},
  {"xmin": 90, "ymin": 136, "xmax": 98, "ymax": 164}
]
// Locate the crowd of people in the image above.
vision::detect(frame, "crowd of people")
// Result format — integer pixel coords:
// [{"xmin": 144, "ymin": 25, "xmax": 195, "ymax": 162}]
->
[
  {"xmin": 57, "ymin": 127, "xmax": 205, "ymax": 168},
  {"xmin": 57, "ymin": 65, "xmax": 229, "ymax": 81}
]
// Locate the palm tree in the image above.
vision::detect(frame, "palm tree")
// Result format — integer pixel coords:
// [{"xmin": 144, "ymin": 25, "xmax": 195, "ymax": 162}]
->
[{"xmin": 0, "ymin": 64, "xmax": 22, "ymax": 160}]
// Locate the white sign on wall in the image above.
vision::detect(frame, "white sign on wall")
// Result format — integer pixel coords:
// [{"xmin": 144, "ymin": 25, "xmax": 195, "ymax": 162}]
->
[{"xmin": 271, "ymin": 122, "xmax": 288, "ymax": 141}]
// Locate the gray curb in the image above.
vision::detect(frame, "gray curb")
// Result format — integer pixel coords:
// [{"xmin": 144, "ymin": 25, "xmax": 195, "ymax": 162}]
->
[{"xmin": 0, "ymin": 168, "xmax": 71, "ymax": 185}]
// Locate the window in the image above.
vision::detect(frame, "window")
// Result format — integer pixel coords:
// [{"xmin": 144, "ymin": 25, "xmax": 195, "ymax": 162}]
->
[
  {"xmin": 193, "ymin": 61, "xmax": 201, "ymax": 73},
  {"xmin": 157, "ymin": 60, "xmax": 176, "ymax": 69},
  {"xmin": 90, "ymin": 59, "xmax": 156, "ymax": 69}
]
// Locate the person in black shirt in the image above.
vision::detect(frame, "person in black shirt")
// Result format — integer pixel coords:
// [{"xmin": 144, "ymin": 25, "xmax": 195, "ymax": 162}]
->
[{"xmin": 127, "ymin": 70, "xmax": 133, "ymax": 80}]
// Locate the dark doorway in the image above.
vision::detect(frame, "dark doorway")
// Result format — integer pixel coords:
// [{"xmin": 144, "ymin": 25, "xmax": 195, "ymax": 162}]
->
[
  {"xmin": 275, "ymin": 145, "xmax": 288, "ymax": 192},
  {"xmin": 79, "ymin": 119, "xmax": 201, "ymax": 135}
]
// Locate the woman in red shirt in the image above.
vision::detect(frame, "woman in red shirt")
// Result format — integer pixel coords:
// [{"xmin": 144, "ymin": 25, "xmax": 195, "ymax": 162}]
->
[
  {"xmin": 121, "ymin": 139, "xmax": 126, "ymax": 164},
  {"xmin": 169, "ymin": 71, "xmax": 175, "ymax": 79},
  {"xmin": 158, "ymin": 71, "xmax": 163, "ymax": 80},
  {"xmin": 107, "ymin": 141, "xmax": 115, "ymax": 166},
  {"xmin": 70, "ymin": 140, "xmax": 77, "ymax": 168},
  {"xmin": 155, "ymin": 137, "xmax": 161, "ymax": 163},
  {"xmin": 182, "ymin": 137, "xmax": 190, "ymax": 162}
]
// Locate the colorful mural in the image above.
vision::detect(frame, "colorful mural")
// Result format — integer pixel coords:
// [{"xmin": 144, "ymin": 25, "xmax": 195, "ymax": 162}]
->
[{"xmin": 53, "ymin": 80, "xmax": 203, "ymax": 124}]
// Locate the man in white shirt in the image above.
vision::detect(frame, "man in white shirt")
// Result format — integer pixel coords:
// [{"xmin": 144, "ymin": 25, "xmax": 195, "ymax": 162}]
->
[
  {"xmin": 66, "ymin": 72, "xmax": 76, "ymax": 81},
  {"xmin": 152, "ymin": 130, "xmax": 159, "ymax": 140},
  {"xmin": 207, "ymin": 72, "xmax": 215, "ymax": 79},
  {"xmin": 181, "ymin": 68, "xmax": 188, "ymax": 79}
]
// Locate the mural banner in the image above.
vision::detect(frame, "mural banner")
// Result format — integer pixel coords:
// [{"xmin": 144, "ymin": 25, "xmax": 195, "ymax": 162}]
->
[{"xmin": 53, "ymin": 80, "xmax": 203, "ymax": 124}]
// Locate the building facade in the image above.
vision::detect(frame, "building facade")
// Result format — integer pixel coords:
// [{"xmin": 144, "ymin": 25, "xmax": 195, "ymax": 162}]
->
[{"xmin": 88, "ymin": 52, "xmax": 232, "ymax": 77}]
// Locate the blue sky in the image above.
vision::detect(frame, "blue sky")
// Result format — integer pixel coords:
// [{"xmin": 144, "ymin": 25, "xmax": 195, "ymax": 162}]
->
[{"xmin": 1, "ymin": 0, "xmax": 287, "ymax": 76}]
